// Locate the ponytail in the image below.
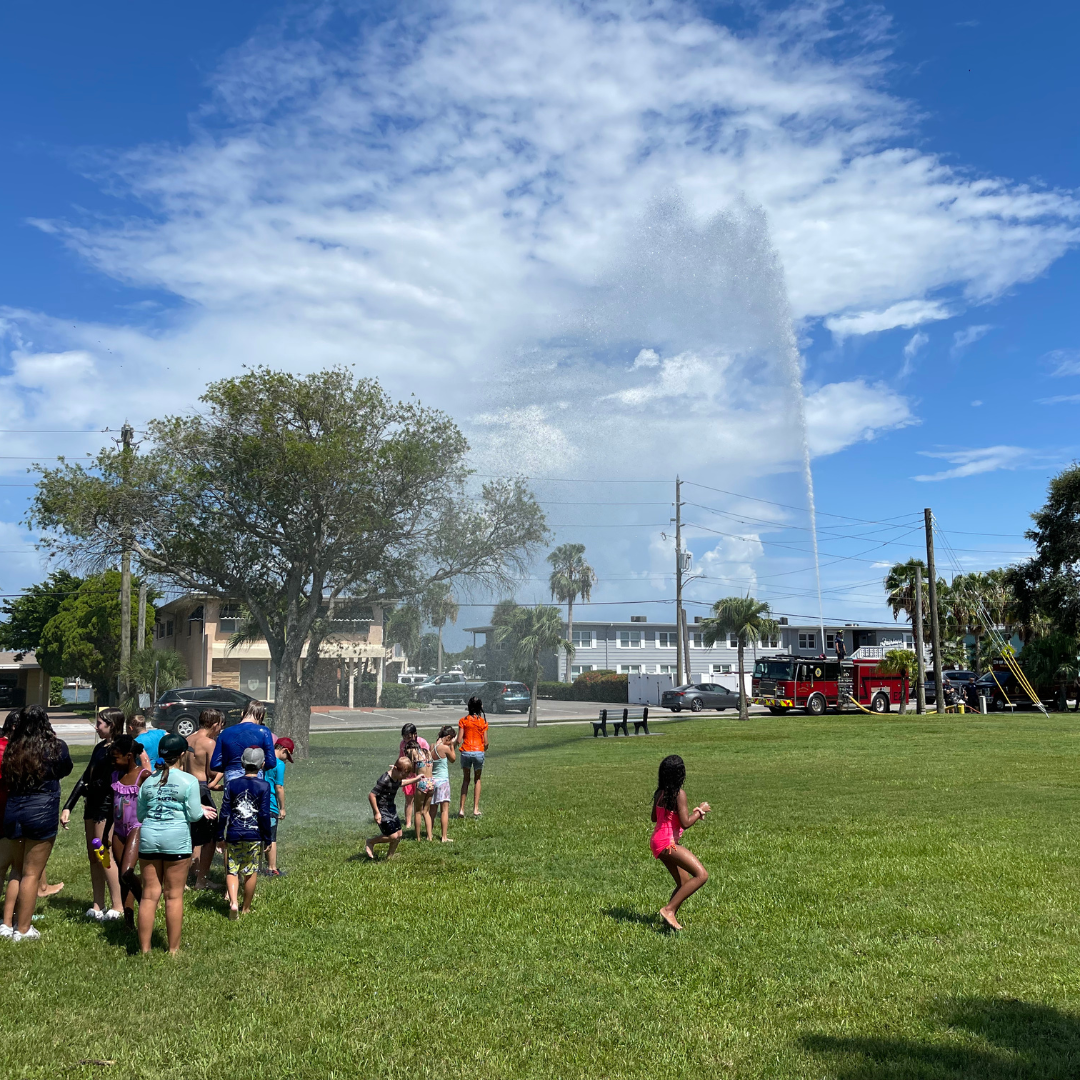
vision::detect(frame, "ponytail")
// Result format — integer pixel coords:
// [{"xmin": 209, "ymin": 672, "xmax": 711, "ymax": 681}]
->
[{"xmin": 157, "ymin": 750, "xmax": 183, "ymax": 786}]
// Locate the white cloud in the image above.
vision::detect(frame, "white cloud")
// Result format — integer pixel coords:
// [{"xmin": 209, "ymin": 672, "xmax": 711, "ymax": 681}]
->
[
  {"xmin": 632, "ymin": 348, "xmax": 660, "ymax": 369},
  {"xmin": 912, "ymin": 445, "xmax": 1032, "ymax": 482},
  {"xmin": 825, "ymin": 300, "xmax": 953, "ymax": 341},
  {"xmin": 900, "ymin": 330, "xmax": 929, "ymax": 377},
  {"xmin": 805, "ymin": 380, "xmax": 916, "ymax": 457},
  {"xmin": 1045, "ymin": 349, "xmax": 1080, "ymax": 377},
  {"xmin": 970, "ymin": 399, "xmax": 983, "ymax": 407},
  {"xmin": 1037, "ymin": 394, "xmax": 1080, "ymax": 405},
  {"xmin": 950, "ymin": 324, "xmax": 993, "ymax": 356}
]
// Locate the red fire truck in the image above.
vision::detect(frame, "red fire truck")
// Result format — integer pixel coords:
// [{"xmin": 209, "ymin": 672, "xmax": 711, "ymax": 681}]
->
[{"xmin": 752, "ymin": 655, "xmax": 908, "ymax": 715}]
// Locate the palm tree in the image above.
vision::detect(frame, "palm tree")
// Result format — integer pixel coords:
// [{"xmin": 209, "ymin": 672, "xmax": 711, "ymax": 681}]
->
[
  {"xmin": 119, "ymin": 648, "xmax": 188, "ymax": 718},
  {"xmin": 883, "ymin": 558, "xmax": 930, "ymax": 624},
  {"xmin": 877, "ymin": 649, "xmax": 917, "ymax": 713},
  {"xmin": 423, "ymin": 584, "xmax": 459, "ymax": 675},
  {"xmin": 495, "ymin": 605, "xmax": 573, "ymax": 727},
  {"xmin": 547, "ymin": 544, "xmax": 596, "ymax": 683},
  {"xmin": 701, "ymin": 596, "xmax": 777, "ymax": 721}
]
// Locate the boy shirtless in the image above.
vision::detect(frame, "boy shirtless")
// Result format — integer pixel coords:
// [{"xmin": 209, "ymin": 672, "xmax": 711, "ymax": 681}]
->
[{"xmin": 185, "ymin": 708, "xmax": 224, "ymax": 889}]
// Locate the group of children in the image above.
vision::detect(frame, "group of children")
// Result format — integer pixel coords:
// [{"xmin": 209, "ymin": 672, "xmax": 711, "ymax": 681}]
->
[{"xmin": 0, "ymin": 701, "xmax": 293, "ymax": 952}]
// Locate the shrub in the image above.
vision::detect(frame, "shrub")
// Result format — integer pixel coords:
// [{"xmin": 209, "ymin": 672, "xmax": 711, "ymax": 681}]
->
[
  {"xmin": 379, "ymin": 683, "xmax": 416, "ymax": 709},
  {"xmin": 49, "ymin": 676, "xmax": 65, "ymax": 707},
  {"xmin": 536, "ymin": 672, "xmax": 627, "ymax": 702}
]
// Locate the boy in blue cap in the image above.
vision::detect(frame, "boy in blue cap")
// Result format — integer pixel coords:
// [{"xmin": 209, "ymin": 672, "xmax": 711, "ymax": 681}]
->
[{"xmin": 218, "ymin": 746, "xmax": 272, "ymax": 918}]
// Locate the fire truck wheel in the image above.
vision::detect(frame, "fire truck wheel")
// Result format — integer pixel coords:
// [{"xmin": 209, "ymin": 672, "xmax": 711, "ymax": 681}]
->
[
  {"xmin": 806, "ymin": 693, "xmax": 826, "ymax": 716},
  {"xmin": 689, "ymin": 697, "xmax": 704, "ymax": 712},
  {"xmin": 871, "ymin": 692, "xmax": 890, "ymax": 714}
]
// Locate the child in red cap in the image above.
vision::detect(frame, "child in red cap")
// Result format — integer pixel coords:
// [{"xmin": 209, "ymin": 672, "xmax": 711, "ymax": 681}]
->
[{"xmin": 263, "ymin": 738, "xmax": 293, "ymax": 877}]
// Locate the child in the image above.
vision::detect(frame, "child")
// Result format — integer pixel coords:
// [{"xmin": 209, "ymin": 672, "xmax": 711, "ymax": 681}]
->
[
  {"xmin": 398, "ymin": 723, "xmax": 430, "ymax": 837},
  {"xmin": 430, "ymin": 725, "xmax": 458, "ymax": 842},
  {"xmin": 651, "ymin": 754, "xmax": 710, "ymax": 931},
  {"xmin": 263, "ymin": 737, "xmax": 293, "ymax": 876},
  {"xmin": 217, "ymin": 747, "xmax": 273, "ymax": 919},
  {"xmin": 457, "ymin": 697, "xmax": 488, "ymax": 819},
  {"xmin": 404, "ymin": 737, "xmax": 434, "ymax": 841},
  {"xmin": 109, "ymin": 735, "xmax": 150, "ymax": 929},
  {"xmin": 365, "ymin": 756, "xmax": 416, "ymax": 860}
]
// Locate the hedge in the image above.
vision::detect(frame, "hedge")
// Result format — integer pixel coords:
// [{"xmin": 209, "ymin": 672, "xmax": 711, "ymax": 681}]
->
[
  {"xmin": 537, "ymin": 673, "xmax": 627, "ymax": 703},
  {"xmin": 379, "ymin": 683, "xmax": 417, "ymax": 709}
]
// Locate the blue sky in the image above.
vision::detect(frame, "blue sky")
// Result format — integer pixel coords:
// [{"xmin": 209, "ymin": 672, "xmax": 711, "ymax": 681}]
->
[{"xmin": 1, "ymin": 0, "xmax": 1077, "ymax": 649}]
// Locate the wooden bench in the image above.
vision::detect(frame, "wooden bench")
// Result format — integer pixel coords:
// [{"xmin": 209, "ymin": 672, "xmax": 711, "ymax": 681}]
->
[{"xmin": 593, "ymin": 707, "xmax": 650, "ymax": 737}]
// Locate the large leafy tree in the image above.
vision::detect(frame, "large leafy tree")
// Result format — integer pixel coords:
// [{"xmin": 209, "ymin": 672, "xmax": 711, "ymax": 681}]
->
[
  {"xmin": 119, "ymin": 648, "xmax": 189, "ymax": 717},
  {"xmin": 36, "ymin": 571, "xmax": 155, "ymax": 702},
  {"xmin": 423, "ymin": 583, "xmax": 459, "ymax": 675},
  {"xmin": 495, "ymin": 604, "xmax": 573, "ymax": 727},
  {"xmin": 29, "ymin": 368, "xmax": 548, "ymax": 756},
  {"xmin": 1008, "ymin": 464, "xmax": 1080, "ymax": 637},
  {"xmin": 701, "ymin": 596, "xmax": 777, "ymax": 721},
  {"xmin": 547, "ymin": 543, "xmax": 596, "ymax": 682},
  {"xmin": 0, "ymin": 570, "xmax": 83, "ymax": 658}
]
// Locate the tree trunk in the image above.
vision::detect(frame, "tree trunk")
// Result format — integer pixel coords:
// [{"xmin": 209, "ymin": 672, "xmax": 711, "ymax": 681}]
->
[
  {"xmin": 437, "ymin": 625, "xmax": 443, "ymax": 674},
  {"xmin": 566, "ymin": 597, "xmax": 574, "ymax": 683},
  {"xmin": 737, "ymin": 641, "xmax": 749, "ymax": 720},
  {"xmin": 271, "ymin": 636, "xmax": 316, "ymax": 759},
  {"xmin": 529, "ymin": 649, "xmax": 539, "ymax": 728}
]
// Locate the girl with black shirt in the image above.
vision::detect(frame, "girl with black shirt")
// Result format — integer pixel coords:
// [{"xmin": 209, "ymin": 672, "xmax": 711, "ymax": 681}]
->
[
  {"xmin": 60, "ymin": 708, "xmax": 124, "ymax": 921},
  {"xmin": 1, "ymin": 705, "xmax": 73, "ymax": 941}
]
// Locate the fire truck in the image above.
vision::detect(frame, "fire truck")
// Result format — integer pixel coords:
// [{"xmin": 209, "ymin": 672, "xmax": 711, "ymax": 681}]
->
[{"xmin": 752, "ymin": 655, "xmax": 908, "ymax": 715}]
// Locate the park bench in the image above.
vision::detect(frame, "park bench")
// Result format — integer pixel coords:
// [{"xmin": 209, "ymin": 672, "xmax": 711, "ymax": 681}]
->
[{"xmin": 593, "ymin": 707, "xmax": 650, "ymax": 737}]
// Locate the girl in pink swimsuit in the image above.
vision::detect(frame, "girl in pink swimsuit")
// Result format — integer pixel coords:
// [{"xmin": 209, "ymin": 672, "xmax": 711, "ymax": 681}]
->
[
  {"xmin": 651, "ymin": 755, "xmax": 710, "ymax": 931},
  {"xmin": 110, "ymin": 736, "xmax": 151, "ymax": 928}
]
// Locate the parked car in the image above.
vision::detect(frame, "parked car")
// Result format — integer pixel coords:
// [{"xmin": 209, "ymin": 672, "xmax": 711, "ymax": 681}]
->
[
  {"xmin": 661, "ymin": 682, "xmax": 740, "ymax": 713},
  {"xmin": 923, "ymin": 669, "xmax": 977, "ymax": 705},
  {"xmin": 973, "ymin": 669, "xmax": 1045, "ymax": 711},
  {"xmin": 414, "ymin": 672, "xmax": 484, "ymax": 705},
  {"xmin": 474, "ymin": 681, "xmax": 531, "ymax": 714},
  {"xmin": 153, "ymin": 686, "xmax": 274, "ymax": 738},
  {"xmin": 397, "ymin": 673, "xmax": 429, "ymax": 686}
]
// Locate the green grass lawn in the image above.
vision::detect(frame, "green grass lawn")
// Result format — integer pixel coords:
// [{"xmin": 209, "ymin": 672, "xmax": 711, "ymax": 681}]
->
[{"xmin": 4, "ymin": 712, "xmax": 1080, "ymax": 1079}]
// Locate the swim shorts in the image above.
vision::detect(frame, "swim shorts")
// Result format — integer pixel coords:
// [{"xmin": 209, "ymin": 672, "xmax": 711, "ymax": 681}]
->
[
  {"xmin": 189, "ymin": 782, "xmax": 218, "ymax": 846},
  {"xmin": 460, "ymin": 751, "xmax": 485, "ymax": 772},
  {"xmin": 269, "ymin": 819, "xmax": 278, "ymax": 843},
  {"xmin": 226, "ymin": 841, "xmax": 262, "ymax": 877},
  {"xmin": 3, "ymin": 794, "xmax": 61, "ymax": 841},
  {"xmin": 377, "ymin": 813, "xmax": 402, "ymax": 837},
  {"xmin": 432, "ymin": 779, "xmax": 451, "ymax": 805}
]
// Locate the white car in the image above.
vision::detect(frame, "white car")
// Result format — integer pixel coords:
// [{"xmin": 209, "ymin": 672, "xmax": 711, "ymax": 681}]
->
[{"xmin": 397, "ymin": 673, "xmax": 428, "ymax": 686}]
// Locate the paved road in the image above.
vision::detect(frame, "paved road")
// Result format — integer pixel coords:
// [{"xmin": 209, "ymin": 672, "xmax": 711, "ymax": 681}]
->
[{"xmin": 51, "ymin": 700, "xmax": 767, "ymax": 745}]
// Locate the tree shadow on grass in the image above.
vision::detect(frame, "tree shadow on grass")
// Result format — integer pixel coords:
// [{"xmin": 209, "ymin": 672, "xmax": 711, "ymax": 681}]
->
[{"xmin": 802, "ymin": 997, "xmax": 1080, "ymax": 1078}]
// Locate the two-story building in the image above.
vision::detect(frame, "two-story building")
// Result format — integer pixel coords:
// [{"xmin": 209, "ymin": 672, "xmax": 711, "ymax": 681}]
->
[{"xmin": 152, "ymin": 596, "xmax": 403, "ymax": 706}]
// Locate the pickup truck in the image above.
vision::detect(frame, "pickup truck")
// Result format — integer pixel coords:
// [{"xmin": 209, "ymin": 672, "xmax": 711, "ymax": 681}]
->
[{"xmin": 413, "ymin": 673, "xmax": 485, "ymax": 705}]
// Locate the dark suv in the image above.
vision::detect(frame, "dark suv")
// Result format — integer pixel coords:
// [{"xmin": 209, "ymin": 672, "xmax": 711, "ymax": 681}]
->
[
  {"xmin": 475, "ymin": 681, "xmax": 531, "ymax": 713},
  {"xmin": 153, "ymin": 686, "xmax": 274, "ymax": 738}
]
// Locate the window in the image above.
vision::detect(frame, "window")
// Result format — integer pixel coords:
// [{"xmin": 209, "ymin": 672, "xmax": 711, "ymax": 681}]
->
[
  {"xmin": 155, "ymin": 622, "xmax": 163, "ymax": 639},
  {"xmin": 728, "ymin": 635, "xmax": 739, "ymax": 648},
  {"xmin": 760, "ymin": 633, "xmax": 780, "ymax": 647},
  {"xmin": 657, "ymin": 632, "xmax": 678, "ymax": 648},
  {"xmin": 689, "ymin": 632, "xmax": 703, "ymax": 648},
  {"xmin": 617, "ymin": 630, "xmax": 643, "ymax": 648},
  {"xmin": 826, "ymin": 633, "xmax": 835, "ymax": 651},
  {"xmin": 571, "ymin": 630, "xmax": 594, "ymax": 649},
  {"xmin": 798, "ymin": 633, "xmax": 816, "ymax": 650},
  {"xmin": 218, "ymin": 603, "xmax": 241, "ymax": 634},
  {"xmin": 166, "ymin": 620, "xmax": 174, "ymax": 637},
  {"xmin": 657, "ymin": 664, "xmax": 678, "ymax": 675},
  {"xmin": 570, "ymin": 665, "xmax": 596, "ymax": 677},
  {"xmin": 618, "ymin": 664, "xmax": 642, "ymax": 674},
  {"xmin": 712, "ymin": 664, "xmax": 732, "ymax": 674}
]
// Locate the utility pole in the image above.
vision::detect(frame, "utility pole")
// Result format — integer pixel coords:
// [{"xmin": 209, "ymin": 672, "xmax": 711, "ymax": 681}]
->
[
  {"xmin": 675, "ymin": 476, "xmax": 685, "ymax": 686},
  {"xmin": 924, "ymin": 508, "xmax": 944, "ymax": 715},
  {"xmin": 119, "ymin": 423, "xmax": 134, "ymax": 705},
  {"xmin": 914, "ymin": 565, "xmax": 926, "ymax": 715}
]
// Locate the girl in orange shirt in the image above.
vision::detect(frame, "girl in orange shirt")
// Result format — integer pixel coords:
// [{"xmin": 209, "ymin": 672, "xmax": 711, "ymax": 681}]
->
[{"xmin": 457, "ymin": 697, "xmax": 488, "ymax": 819}]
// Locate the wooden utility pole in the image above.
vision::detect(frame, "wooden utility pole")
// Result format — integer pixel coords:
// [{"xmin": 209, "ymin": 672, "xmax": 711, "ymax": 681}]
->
[
  {"xmin": 924, "ymin": 508, "xmax": 944, "ymax": 715},
  {"xmin": 119, "ymin": 423, "xmax": 135, "ymax": 705},
  {"xmin": 675, "ymin": 476, "xmax": 685, "ymax": 686},
  {"xmin": 914, "ymin": 565, "xmax": 926, "ymax": 715}
]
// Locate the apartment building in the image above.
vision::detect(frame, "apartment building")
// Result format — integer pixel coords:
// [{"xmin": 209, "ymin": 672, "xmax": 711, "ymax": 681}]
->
[{"xmin": 153, "ymin": 595, "xmax": 402, "ymax": 703}]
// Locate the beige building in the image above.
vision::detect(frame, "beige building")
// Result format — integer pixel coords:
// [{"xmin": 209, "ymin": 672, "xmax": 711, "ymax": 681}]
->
[
  {"xmin": 152, "ymin": 596, "xmax": 402, "ymax": 706},
  {"xmin": 0, "ymin": 651, "xmax": 50, "ymax": 709}
]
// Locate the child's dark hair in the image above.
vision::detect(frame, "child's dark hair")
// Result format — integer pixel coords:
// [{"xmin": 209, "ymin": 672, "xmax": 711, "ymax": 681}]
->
[
  {"xmin": 437, "ymin": 725, "xmax": 455, "ymax": 741},
  {"xmin": 112, "ymin": 734, "xmax": 139, "ymax": 760},
  {"xmin": 401, "ymin": 722, "xmax": 417, "ymax": 739},
  {"xmin": 653, "ymin": 755, "xmax": 686, "ymax": 812},
  {"xmin": 467, "ymin": 696, "xmax": 484, "ymax": 717}
]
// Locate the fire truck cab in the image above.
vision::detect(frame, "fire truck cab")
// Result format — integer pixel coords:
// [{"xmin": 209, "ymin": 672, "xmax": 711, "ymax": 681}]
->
[{"xmin": 752, "ymin": 655, "xmax": 908, "ymax": 716}]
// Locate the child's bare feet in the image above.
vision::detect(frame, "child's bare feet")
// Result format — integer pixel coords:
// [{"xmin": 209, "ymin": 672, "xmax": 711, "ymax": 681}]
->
[
  {"xmin": 659, "ymin": 908, "xmax": 682, "ymax": 931},
  {"xmin": 228, "ymin": 906, "xmax": 239, "ymax": 921},
  {"xmin": 364, "ymin": 842, "xmax": 376, "ymax": 860},
  {"xmin": 441, "ymin": 837, "xmax": 454, "ymax": 843},
  {"xmin": 38, "ymin": 880, "xmax": 64, "ymax": 897}
]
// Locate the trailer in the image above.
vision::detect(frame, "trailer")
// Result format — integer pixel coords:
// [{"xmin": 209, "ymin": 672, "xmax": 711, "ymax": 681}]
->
[{"xmin": 752, "ymin": 654, "xmax": 908, "ymax": 715}]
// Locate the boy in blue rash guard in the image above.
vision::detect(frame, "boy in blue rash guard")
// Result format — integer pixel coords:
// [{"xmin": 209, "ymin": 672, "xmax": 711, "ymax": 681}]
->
[
  {"xmin": 210, "ymin": 702, "xmax": 276, "ymax": 784},
  {"xmin": 218, "ymin": 746, "xmax": 273, "ymax": 918}
]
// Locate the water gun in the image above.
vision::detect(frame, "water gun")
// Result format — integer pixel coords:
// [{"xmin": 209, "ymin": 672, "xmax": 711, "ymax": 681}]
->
[{"xmin": 91, "ymin": 837, "xmax": 111, "ymax": 869}]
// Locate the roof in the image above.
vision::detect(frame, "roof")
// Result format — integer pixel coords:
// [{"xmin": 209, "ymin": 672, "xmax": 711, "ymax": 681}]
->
[{"xmin": 0, "ymin": 651, "xmax": 42, "ymax": 670}]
